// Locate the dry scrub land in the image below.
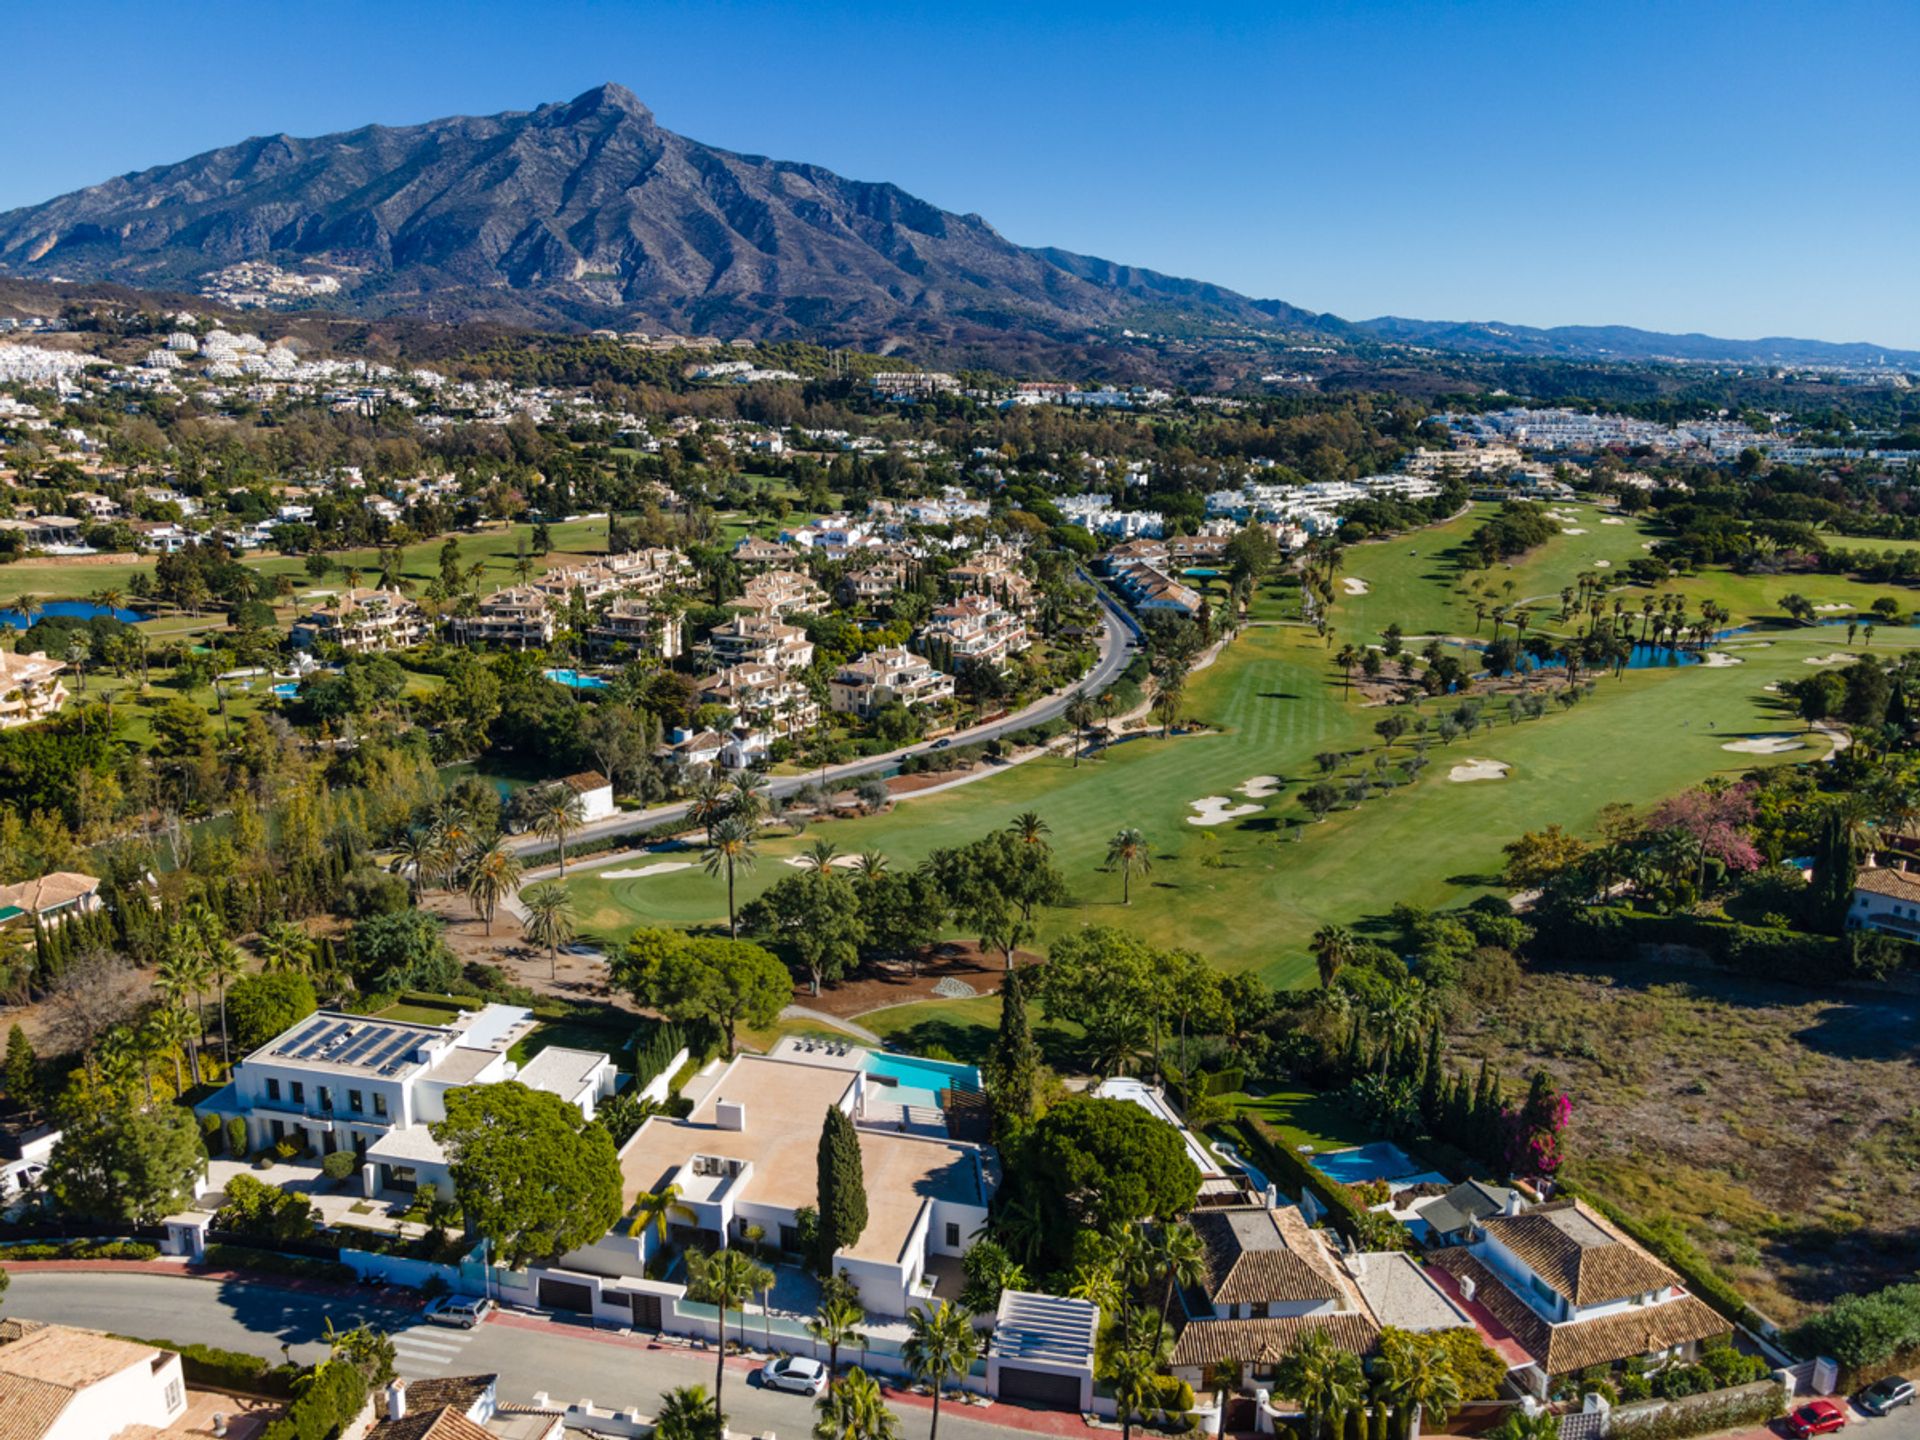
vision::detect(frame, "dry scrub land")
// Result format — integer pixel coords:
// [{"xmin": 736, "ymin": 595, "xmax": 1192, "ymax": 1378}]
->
[{"xmin": 1448, "ymin": 961, "xmax": 1920, "ymax": 1324}]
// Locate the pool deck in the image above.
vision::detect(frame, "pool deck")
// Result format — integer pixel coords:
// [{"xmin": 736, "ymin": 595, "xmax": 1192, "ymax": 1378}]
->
[{"xmin": 771, "ymin": 1034, "xmax": 867, "ymax": 1070}]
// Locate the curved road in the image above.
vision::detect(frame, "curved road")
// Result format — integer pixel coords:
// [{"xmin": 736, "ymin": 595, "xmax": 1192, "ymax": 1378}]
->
[{"xmin": 509, "ymin": 576, "xmax": 1142, "ymax": 859}]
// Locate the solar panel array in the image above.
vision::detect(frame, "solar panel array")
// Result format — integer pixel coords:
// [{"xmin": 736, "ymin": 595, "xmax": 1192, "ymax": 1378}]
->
[{"xmin": 274, "ymin": 1016, "xmax": 432, "ymax": 1072}]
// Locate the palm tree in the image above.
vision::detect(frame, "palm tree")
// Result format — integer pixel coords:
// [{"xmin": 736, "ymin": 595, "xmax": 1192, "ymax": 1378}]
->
[
  {"xmin": 1107, "ymin": 1346, "xmax": 1160, "ymax": 1440},
  {"xmin": 687, "ymin": 773, "xmax": 735, "ymax": 841},
  {"xmin": 1096, "ymin": 690, "xmax": 1118, "ymax": 747},
  {"xmin": 703, "ymin": 817, "xmax": 758, "ymax": 939},
  {"xmin": 656, "ymin": 1384, "xmax": 722, "ymax": 1440},
  {"xmin": 153, "ymin": 948, "xmax": 208, "ymax": 1082},
  {"xmin": 1490, "ymin": 1411, "xmax": 1562, "ymax": 1440},
  {"xmin": 529, "ymin": 782, "xmax": 588, "ymax": 874},
  {"xmin": 1107, "ymin": 828, "xmax": 1151, "ymax": 905},
  {"xmin": 812, "ymin": 1367, "xmax": 899, "ymax": 1440},
  {"xmin": 685, "ymin": 1247, "xmax": 773, "ymax": 1431},
  {"xmin": 149, "ymin": 1004, "xmax": 193, "ymax": 1095},
  {"xmin": 1371, "ymin": 1330, "xmax": 1463, "ymax": 1440},
  {"xmin": 1150, "ymin": 1221, "xmax": 1208, "ymax": 1332},
  {"xmin": 463, "ymin": 838, "xmax": 525, "ymax": 936},
  {"xmin": 1151, "ymin": 684, "xmax": 1183, "ymax": 739},
  {"xmin": 389, "ymin": 826, "xmax": 440, "ymax": 900},
  {"xmin": 901, "ymin": 1302, "xmax": 979, "ymax": 1440},
  {"xmin": 853, "ymin": 851, "xmax": 888, "ymax": 881},
  {"xmin": 1309, "ymin": 924, "xmax": 1356, "ymax": 991},
  {"xmin": 11, "ymin": 595, "xmax": 39, "ymax": 627},
  {"xmin": 1109, "ymin": 1225, "xmax": 1155, "ymax": 1345},
  {"xmin": 258, "ymin": 921, "xmax": 312, "ymax": 974},
  {"xmin": 1065, "ymin": 1260, "xmax": 1122, "ymax": 1318},
  {"xmin": 628, "ymin": 1183, "xmax": 695, "ymax": 1244},
  {"xmin": 520, "ymin": 881, "xmax": 578, "ymax": 979},
  {"xmin": 807, "ymin": 1290, "xmax": 870, "ymax": 1387},
  {"xmin": 1274, "ymin": 1327, "xmax": 1367, "ymax": 1440},
  {"xmin": 801, "ymin": 838, "xmax": 841, "ymax": 874},
  {"xmin": 1008, "ymin": 811, "xmax": 1051, "ymax": 848},
  {"xmin": 206, "ymin": 939, "xmax": 246, "ymax": 1070},
  {"xmin": 1370, "ymin": 989, "xmax": 1427, "ymax": 1078},
  {"xmin": 1065, "ymin": 693, "xmax": 1096, "ymax": 767}
]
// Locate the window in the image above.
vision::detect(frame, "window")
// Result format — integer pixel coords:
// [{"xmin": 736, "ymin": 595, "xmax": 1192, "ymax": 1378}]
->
[
  {"xmin": 290, "ymin": 1082, "xmax": 304, "ymax": 1104},
  {"xmin": 265, "ymin": 1079, "xmax": 281, "ymax": 1102},
  {"xmin": 318, "ymin": 1086, "xmax": 332, "ymax": 1111},
  {"xmin": 164, "ymin": 1377, "xmax": 183, "ymax": 1412},
  {"xmin": 945, "ymin": 1222, "xmax": 960, "ymax": 1248},
  {"xmin": 373, "ymin": 1094, "xmax": 388, "ymax": 1118},
  {"xmin": 349, "ymin": 1090, "xmax": 364, "ymax": 1114}
]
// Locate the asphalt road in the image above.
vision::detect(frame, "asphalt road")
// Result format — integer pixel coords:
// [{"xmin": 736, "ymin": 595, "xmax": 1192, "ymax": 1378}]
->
[
  {"xmin": 3, "ymin": 1271, "xmax": 1040, "ymax": 1440},
  {"xmin": 508, "ymin": 576, "xmax": 1141, "ymax": 860}
]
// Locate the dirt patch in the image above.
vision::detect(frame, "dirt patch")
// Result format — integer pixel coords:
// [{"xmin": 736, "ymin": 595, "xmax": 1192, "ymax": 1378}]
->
[
  {"xmin": 798, "ymin": 943, "xmax": 1038, "ymax": 1017},
  {"xmin": 1449, "ymin": 964, "xmax": 1920, "ymax": 1321},
  {"xmin": 887, "ymin": 766, "xmax": 990, "ymax": 795},
  {"xmin": 419, "ymin": 889, "xmax": 623, "ymax": 1007}
]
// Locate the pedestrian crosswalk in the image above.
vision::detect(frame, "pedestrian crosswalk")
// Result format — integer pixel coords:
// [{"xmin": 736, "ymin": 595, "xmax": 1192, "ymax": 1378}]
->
[{"xmin": 390, "ymin": 1321, "xmax": 480, "ymax": 1376}]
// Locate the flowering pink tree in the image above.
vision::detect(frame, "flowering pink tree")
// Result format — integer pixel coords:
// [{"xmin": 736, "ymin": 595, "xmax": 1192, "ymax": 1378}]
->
[
  {"xmin": 1648, "ymin": 783, "xmax": 1763, "ymax": 883},
  {"xmin": 1505, "ymin": 1070, "xmax": 1572, "ymax": 1178}
]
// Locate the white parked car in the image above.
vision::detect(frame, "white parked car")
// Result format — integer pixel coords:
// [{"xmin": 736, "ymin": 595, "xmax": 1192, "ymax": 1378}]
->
[
  {"xmin": 423, "ymin": 1296, "xmax": 494, "ymax": 1329},
  {"xmin": 761, "ymin": 1356, "xmax": 828, "ymax": 1396}
]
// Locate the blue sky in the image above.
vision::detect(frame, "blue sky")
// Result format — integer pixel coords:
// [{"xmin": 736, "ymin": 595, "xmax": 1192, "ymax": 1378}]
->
[{"xmin": 8, "ymin": 0, "xmax": 1917, "ymax": 347}]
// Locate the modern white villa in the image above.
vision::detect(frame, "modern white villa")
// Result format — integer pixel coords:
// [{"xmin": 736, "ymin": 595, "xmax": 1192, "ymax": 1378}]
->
[{"xmin": 195, "ymin": 1004, "xmax": 616, "ymax": 1199}]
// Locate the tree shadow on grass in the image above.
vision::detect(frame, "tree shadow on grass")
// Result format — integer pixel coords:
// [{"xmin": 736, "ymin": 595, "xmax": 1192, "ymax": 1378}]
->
[{"xmin": 1444, "ymin": 872, "xmax": 1504, "ymax": 887}]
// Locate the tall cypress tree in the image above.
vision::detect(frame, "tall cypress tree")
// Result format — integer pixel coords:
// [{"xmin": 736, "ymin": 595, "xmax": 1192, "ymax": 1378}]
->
[
  {"xmin": 1419, "ymin": 1028, "xmax": 1444, "ymax": 1124},
  {"xmin": 987, "ymin": 969, "xmax": 1038, "ymax": 1138},
  {"xmin": 816, "ymin": 1104, "xmax": 868, "ymax": 1266}
]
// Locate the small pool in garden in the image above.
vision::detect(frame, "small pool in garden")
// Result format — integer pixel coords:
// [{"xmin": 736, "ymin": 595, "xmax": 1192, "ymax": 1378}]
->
[
  {"xmin": 1311, "ymin": 1141, "xmax": 1425, "ymax": 1184},
  {"xmin": 863, "ymin": 1051, "xmax": 981, "ymax": 1110},
  {"xmin": 270, "ymin": 683, "xmax": 300, "ymax": 699},
  {"xmin": 544, "ymin": 668, "xmax": 612, "ymax": 691},
  {"xmin": 1182, "ymin": 567, "xmax": 1223, "ymax": 578}
]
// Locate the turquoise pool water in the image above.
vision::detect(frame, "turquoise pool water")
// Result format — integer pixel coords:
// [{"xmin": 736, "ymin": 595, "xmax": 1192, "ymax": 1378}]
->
[
  {"xmin": 270, "ymin": 683, "xmax": 300, "ymax": 699},
  {"xmin": 1312, "ymin": 1141, "xmax": 1422, "ymax": 1183},
  {"xmin": 1182, "ymin": 567, "xmax": 1223, "ymax": 578},
  {"xmin": 544, "ymin": 668, "xmax": 612, "ymax": 691},
  {"xmin": 863, "ymin": 1051, "xmax": 981, "ymax": 1110}
]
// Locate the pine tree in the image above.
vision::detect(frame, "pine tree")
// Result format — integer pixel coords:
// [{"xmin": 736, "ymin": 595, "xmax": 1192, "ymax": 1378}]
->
[
  {"xmin": 3, "ymin": 1024, "xmax": 38, "ymax": 1118},
  {"xmin": 816, "ymin": 1104, "xmax": 868, "ymax": 1266},
  {"xmin": 987, "ymin": 969, "xmax": 1038, "ymax": 1138}
]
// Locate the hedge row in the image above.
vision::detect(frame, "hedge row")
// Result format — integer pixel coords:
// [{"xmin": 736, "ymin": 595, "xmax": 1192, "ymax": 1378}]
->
[
  {"xmin": 262, "ymin": 1360, "xmax": 368, "ymax": 1440},
  {"xmin": 0, "ymin": 1239, "xmax": 159, "ymax": 1261},
  {"xmin": 199, "ymin": 1242, "xmax": 355, "ymax": 1285},
  {"xmin": 1553, "ymin": 1180, "xmax": 1769, "ymax": 1334},
  {"xmin": 1547, "ymin": 906, "xmax": 1907, "ymax": 986},
  {"xmin": 1223, "ymin": 1115, "xmax": 1368, "ymax": 1242},
  {"xmin": 1609, "ymin": 1382, "xmax": 1785, "ymax": 1440},
  {"xmin": 116, "ymin": 1335, "xmax": 300, "ymax": 1398}
]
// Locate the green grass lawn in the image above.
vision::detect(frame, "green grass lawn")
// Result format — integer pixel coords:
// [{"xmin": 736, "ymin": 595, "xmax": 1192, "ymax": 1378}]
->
[{"xmin": 1234, "ymin": 1088, "xmax": 1380, "ymax": 1154}]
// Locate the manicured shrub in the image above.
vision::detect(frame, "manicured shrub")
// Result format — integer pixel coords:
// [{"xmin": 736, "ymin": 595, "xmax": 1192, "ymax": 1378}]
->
[
  {"xmin": 321, "ymin": 1151, "xmax": 357, "ymax": 1183},
  {"xmin": 226, "ymin": 1117, "xmax": 250, "ymax": 1157}
]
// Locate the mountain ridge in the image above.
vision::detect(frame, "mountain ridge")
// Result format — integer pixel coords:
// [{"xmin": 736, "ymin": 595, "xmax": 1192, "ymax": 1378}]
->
[{"xmin": 1, "ymin": 85, "xmax": 1913, "ymax": 369}]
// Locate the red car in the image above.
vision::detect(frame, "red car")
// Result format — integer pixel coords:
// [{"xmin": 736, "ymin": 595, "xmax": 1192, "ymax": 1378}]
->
[{"xmin": 1788, "ymin": 1401, "xmax": 1847, "ymax": 1437}]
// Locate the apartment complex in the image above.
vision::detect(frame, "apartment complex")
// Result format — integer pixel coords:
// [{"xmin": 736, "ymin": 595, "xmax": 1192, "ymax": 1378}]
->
[
  {"xmin": 0, "ymin": 650, "xmax": 68, "ymax": 727},
  {"xmin": 829, "ymin": 646, "xmax": 954, "ymax": 716},
  {"xmin": 447, "ymin": 587, "xmax": 556, "ymax": 648},
  {"xmin": 291, "ymin": 587, "xmax": 428, "ymax": 653}
]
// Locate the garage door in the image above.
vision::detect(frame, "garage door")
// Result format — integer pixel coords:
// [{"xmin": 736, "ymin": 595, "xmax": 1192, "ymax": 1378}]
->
[
  {"xmin": 539, "ymin": 1277, "xmax": 594, "ymax": 1313},
  {"xmin": 630, "ymin": 1293, "xmax": 664, "ymax": 1330},
  {"xmin": 996, "ymin": 1367, "xmax": 1081, "ymax": 1408}
]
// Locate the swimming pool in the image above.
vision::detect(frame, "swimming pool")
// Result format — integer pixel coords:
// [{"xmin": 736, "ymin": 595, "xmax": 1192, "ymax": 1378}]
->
[
  {"xmin": 544, "ymin": 668, "xmax": 612, "ymax": 691},
  {"xmin": 270, "ymin": 683, "xmax": 300, "ymax": 699},
  {"xmin": 1311, "ymin": 1141, "xmax": 1424, "ymax": 1184},
  {"xmin": 0, "ymin": 600, "xmax": 147, "ymax": 629},
  {"xmin": 863, "ymin": 1051, "xmax": 981, "ymax": 1110}
]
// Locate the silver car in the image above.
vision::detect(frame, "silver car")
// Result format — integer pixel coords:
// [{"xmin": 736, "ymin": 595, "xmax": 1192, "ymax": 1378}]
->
[
  {"xmin": 761, "ymin": 1356, "xmax": 828, "ymax": 1396},
  {"xmin": 424, "ymin": 1296, "xmax": 495, "ymax": 1329}
]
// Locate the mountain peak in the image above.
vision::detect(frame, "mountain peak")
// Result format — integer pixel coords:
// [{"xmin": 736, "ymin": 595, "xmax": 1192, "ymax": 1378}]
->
[{"xmin": 561, "ymin": 82, "xmax": 651, "ymax": 121}]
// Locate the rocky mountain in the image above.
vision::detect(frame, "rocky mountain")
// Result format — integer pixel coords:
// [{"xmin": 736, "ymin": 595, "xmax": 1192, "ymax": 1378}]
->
[
  {"xmin": 0, "ymin": 84, "xmax": 1338, "ymax": 347},
  {"xmin": 0, "ymin": 85, "xmax": 1911, "ymax": 369}
]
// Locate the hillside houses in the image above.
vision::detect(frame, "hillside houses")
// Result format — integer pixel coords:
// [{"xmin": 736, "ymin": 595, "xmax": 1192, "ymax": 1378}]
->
[
  {"xmin": 586, "ymin": 598, "xmax": 684, "ymax": 661},
  {"xmin": 920, "ymin": 592, "xmax": 1029, "ymax": 670},
  {"xmin": 291, "ymin": 587, "xmax": 428, "ymax": 654},
  {"xmin": 702, "ymin": 615, "xmax": 815, "ymax": 671},
  {"xmin": 447, "ymin": 587, "xmax": 556, "ymax": 649}
]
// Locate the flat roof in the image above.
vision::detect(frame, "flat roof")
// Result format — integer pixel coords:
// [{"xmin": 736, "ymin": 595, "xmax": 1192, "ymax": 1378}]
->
[
  {"xmin": 518, "ymin": 1047, "xmax": 605, "ymax": 1098},
  {"xmin": 250, "ymin": 1012, "xmax": 449, "ymax": 1077},
  {"xmin": 618, "ymin": 1053, "xmax": 985, "ymax": 1264}
]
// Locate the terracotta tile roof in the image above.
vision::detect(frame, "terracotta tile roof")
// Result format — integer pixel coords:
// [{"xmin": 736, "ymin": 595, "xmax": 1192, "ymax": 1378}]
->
[
  {"xmin": 1170, "ymin": 1313, "xmax": 1381, "ymax": 1369},
  {"xmin": 1428, "ymin": 1249, "xmax": 1728, "ymax": 1375},
  {"xmin": 1853, "ymin": 867, "xmax": 1920, "ymax": 902},
  {"xmin": 0, "ymin": 1374, "xmax": 70, "ymax": 1440},
  {"xmin": 370, "ymin": 1375, "xmax": 498, "ymax": 1440},
  {"xmin": 1190, "ymin": 1207, "xmax": 1346, "ymax": 1306},
  {"xmin": 0, "ymin": 1320, "xmax": 176, "ymax": 1440},
  {"xmin": 1478, "ymin": 1200, "xmax": 1677, "ymax": 1304},
  {"xmin": 0, "ymin": 871, "xmax": 99, "ymax": 914}
]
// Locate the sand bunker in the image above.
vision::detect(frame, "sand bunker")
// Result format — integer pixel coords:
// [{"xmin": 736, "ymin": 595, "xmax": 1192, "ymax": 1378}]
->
[
  {"xmin": 783, "ymin": 853, "xmax": 866, "ymax": 869},
  {"xmin": 1805, "ymin": 653, "xmax": 1856, "ymax": 665},
  {"xmin": 1342, "ymin": 577, "xmax": 1370, "ymax": 595},
  {"xmin": 1722, "ymin": 735, "xmax": 1805, "ymax": 755},
  {"xmin": 1563, "ymin": 527, "xmax": 1588, "ymax": 535},
  {"xmin": 1601, "ymin": 517, "xmax": 1628, "ymax": 526},
  {"xmin": 1236, "ymin": 775, "xmax": 1282, "ymax": 799},
  {"xmin": 601, "ymin": 861, "xmax": 695, "ymax": 879},
  {"xmin": 1448, "ymin": 758, "xmax": 1510, "ymax": 783},
  {"xmin": 1641, "ymin": 542, "xmax": 1658, "ymax": 550},
  {"xmin": 1700, "ymin": 652, "xmax": 1743, "ymax": 668},
  {"xmin": 1814, "ymin": 603, "xmax": 1854, "ymax": 612},
  {"xmin": 1592, "ymin": 560, "xmax": 1611, "ymax": 568},
  {"xmin": 1188, "ymin": 796, "xmax": 1262, "ymax": 826}
]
